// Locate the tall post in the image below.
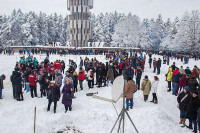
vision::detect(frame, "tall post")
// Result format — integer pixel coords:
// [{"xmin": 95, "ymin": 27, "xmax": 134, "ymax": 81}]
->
[
  {"xmin": 122, "ymin": 79, "xmax": 125, "ymax": 133},
  {"xmin": 34, "ymin": 107, "xmax": 36, "ymax": 133}
]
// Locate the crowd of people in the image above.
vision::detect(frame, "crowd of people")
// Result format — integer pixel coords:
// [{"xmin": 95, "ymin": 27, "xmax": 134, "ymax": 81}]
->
[
  {"xmin": 164, "ymin": 61, "xmax": 200, "ymax": 133},
  {"xmin": 1, "ymin": 49, "xmax": 200, "ymax": 133}
]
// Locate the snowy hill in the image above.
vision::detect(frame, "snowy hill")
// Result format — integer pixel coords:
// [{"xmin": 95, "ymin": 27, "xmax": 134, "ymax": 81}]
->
[{"xmin": 0, "ymin": 54, "xmax": 199, "ymax": 133}]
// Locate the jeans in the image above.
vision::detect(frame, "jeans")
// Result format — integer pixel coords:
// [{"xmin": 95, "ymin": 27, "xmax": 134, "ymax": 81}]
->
[
  {"xmin": 0, "ymin": 87, "xmax": 2, "ymax": 98},
  {"xmin": 126, "ymin": 98, "xmax": 133, "ymax": 110},
  {"xmin": 172, "ymin": 82, "xmax": 178, "ymax": 95},
  {"xmin": 180, "ymin": 110, "xmax": 187, "ymax": 118},
  {"xmin": 189, "ymin": 119, "xmax": 197, "ymax": 132},
  {"xmin": 58, "ymin": 84, "xmax": 62, "ymax": 90},
  {"xmin": 25, "ymin": 81, "xmax": 30, "ymax": 93},
  {"xmin": 107, "ymin": 80, "xmax": 113, "ymax": 86},
  {"xmin": 153, "ymin": 67, "xmax": 156, "ymax": 73}
]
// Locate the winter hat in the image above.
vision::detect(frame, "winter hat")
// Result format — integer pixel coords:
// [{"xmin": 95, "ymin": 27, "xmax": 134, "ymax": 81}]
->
[
  {"xmin": 145, "ymin": 75, "xmax": 148, "ymax": 79},
  {"xmin": 184, "ymin": 86, "xmax": 189, "ymax": 92},
  {"xmin": 193, "ymin": 91, "xmax": 198, "ymax": 95}
]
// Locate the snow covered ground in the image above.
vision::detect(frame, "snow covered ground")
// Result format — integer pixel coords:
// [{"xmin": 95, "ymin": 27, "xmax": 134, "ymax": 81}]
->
[{"xmin": 0, "ymin": 53, "xmax": 199, "ymax": 133}]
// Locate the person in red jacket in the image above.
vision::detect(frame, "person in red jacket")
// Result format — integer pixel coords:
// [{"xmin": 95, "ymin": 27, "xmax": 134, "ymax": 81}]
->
[
  {"xmin": 191, "ymin": 66, "xmax": 199, "ymax": 79},
  {"xmin": 54, "ymin": 60, "xmax": 61, "ymax": 70},
  {"xmin": 141, "ymin": 59, "xmax": 145, "ymax": 71},
  {"xmin": 48, "ymin": 63, "xmax": 55, "ymax": 81},
  {"xmin": 78, "ymin": 67, "xmax": 85, "ymax": 90},
  {"xmin": 125, "ymin": 59, "xmax": 129, "ymax": 68},
  {"xmin": 29, "ymin": 71, "xmax": 37, "ymax": 98},
  {"xmin": 178, "ymin": 74, "xmax": 187, "ymax": 94},
  {"xmin": 44, "ymin": 64, "xmax": 48, "ymax": 72}
]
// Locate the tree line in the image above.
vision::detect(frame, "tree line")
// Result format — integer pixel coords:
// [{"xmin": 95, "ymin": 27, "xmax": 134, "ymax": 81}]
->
[{"xmin": 0, "ymin": 9, "xmax": 200, "ymax": 50}]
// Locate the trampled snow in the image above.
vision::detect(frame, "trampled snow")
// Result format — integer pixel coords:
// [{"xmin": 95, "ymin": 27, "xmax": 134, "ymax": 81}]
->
[{"xmin": 0, "ymin": 53, "xmax": 198, "ymax": 133}]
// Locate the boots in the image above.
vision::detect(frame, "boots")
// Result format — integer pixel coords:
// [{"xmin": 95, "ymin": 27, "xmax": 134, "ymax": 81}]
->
[
  {"xmin": 154, "ymin": 100, "xmax": 158, "ymax": 104},
  {"xmin": 181, "ymin": 119, "xmax": 186, "ymax": 127},
  {"xmin": 179, "ymin": 118, "xmax": 183, "ymax": 124}
]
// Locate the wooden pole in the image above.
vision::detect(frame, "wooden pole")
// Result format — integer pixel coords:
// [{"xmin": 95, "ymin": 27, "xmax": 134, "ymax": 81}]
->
[{"xmin": 34, "ymin": 107, "xmax": 36, "ymax": 133}]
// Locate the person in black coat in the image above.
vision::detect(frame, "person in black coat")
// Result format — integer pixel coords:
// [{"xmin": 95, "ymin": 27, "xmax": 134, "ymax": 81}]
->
[
  {"xmin": 10, "ymin": 71, "xmax": 17, "ymax": 99},
  {"xmin": 149, "ymin": 57, "xmax": 152, "ymax": 68},
  {"xmin": 44, "ymin": 57, "xmax": 49, "ymax": 65},
  {"xmin": 177, "ymin": 86, "xmax": 192, "ymax": 127},
  {"xmin": 185, "ymin": 67, "xmax": 192, "ymax": 76},
  {"xmin": 126, "ymin": 67, "xmax": 134, "ymax": 81},
  {"xmin": 188, "ymin": 76, "xmax": 199, "ymax": 94},
  {"xmin": 39, "ymin": 72, "xmax": 49, "ymax": 97},
  {"xmin": 136, "ymin": 66, "xmax": 142, "ymax": 90},
  {"xmin": 14, "ymin": 72, "xmax": 23, "ymax": 101},
  {"xmin": 171, "ymin": 62, "xmax": 176, "ymax": 72},
  {"xmin": 47, "ymin": 81, "xmax": 60, "ymax": 113},
  {"xmin": 29, "ymin": 61, "xmax": 34, "ymax": 70},
  {"xmin": 157, "ymin": 58, "xmax": 162, "ymax": 75},
  {"xmin": 102, "ymin": 64, "xmax": 107, "ymax": 87},
  {"xmin": 24, "ymin": 67, "xmax": 31, "ymax": 92},
  {"xmin": 73, "ymin": 71, "xmax": 78, "ymax": 93},
  {"xmin": 186, "ymin": 91, "xmax": 200, "ymax": 133},
  {"xmin": 60, "ymin": 60, "xmax": 65, "ymax": 74},
  {"xmin": 97, "ymin": 64, "xmax": 103, "ymax": 88}
]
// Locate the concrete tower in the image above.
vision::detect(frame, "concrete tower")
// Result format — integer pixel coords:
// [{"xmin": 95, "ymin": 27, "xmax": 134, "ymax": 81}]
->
[{"xmin": 67, "ymin": 0, "xmax": 93, "ymax": 48}]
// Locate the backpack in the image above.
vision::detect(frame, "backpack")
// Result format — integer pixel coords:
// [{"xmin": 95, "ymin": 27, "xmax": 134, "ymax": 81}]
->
[{"xmin": 90, "ymin": 71, "xmax": 94, "ymax": 78}]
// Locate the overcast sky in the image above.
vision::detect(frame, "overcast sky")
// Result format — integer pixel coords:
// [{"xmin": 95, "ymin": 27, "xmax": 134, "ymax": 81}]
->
[{"xmin": 0, "ymin": 0, "xmax": 200, "ymax": 20}]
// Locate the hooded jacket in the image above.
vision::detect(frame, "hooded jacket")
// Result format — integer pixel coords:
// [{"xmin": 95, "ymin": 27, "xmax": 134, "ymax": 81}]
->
[
  {"xmin": 55, "ymin": 70, "xmax": 63, "ymax": 85},
  {"xmin": 167, "ymin": 67, "xmax": 173, "ymax": 81},
  {"xmin": 151, "ymin": 80, "xmax": 159, "ymax": 93},
  {"xmin": 172, "ymin": 70, "xmax": 182, "ymax": 83},
  {"xmin": 125, "ymin": 80, "xmax": 136, "ymax": 99}
]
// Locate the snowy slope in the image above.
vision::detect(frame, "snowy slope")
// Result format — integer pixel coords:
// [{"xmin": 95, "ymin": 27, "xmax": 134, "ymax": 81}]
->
[{"xmin": 0, "ymin": 54, "xmax": 199, "ymax": 133}]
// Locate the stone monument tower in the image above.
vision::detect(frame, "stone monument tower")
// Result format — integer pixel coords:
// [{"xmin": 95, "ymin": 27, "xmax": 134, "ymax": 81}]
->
[{"xmin": 67, "ymin": 0, "xmax": 93, "ymax": 47}]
